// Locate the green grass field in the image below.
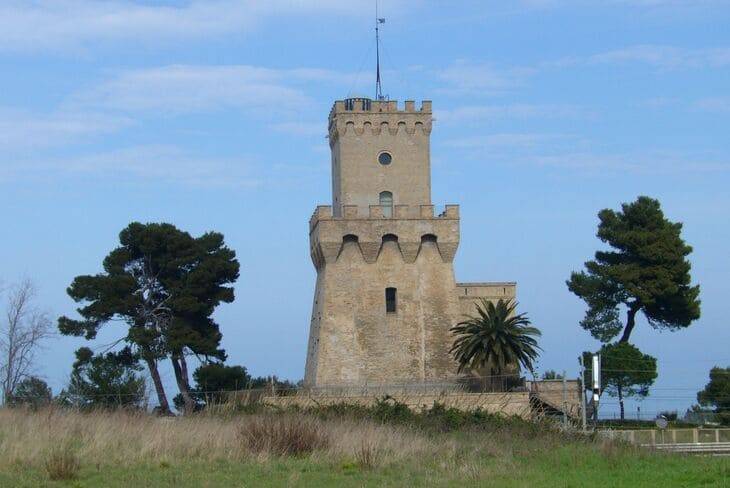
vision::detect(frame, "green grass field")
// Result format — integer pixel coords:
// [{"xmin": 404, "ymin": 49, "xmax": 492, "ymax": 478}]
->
[{"xmin": 0, "ymin": 406, "xmax": 727, "ymax": 487}]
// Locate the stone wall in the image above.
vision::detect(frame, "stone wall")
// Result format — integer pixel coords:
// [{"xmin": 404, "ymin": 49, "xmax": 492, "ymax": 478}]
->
[
  {"xmin": 527, "ymin": 379, "xmax": 583, "ymax": 418},
  {"xmin": 455, "ymin": 282, "xmax": 517, "ymax": 317},
  {"xmin": 263, "ymin": 391, "xmax": 533, "ymax": 419}
]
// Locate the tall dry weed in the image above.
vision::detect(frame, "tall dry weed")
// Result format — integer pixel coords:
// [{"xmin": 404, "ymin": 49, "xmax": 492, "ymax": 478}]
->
[
  {"xmin": 355, "ymin": 437, "xmax": 381, "ymax": 469},
  {"xmin": 239, "ymin": 414, "xmax": 330, "ymax": 457},
  {"xmin": 44, "ymin": 448, "xmax": 80, "ymax": 481}
]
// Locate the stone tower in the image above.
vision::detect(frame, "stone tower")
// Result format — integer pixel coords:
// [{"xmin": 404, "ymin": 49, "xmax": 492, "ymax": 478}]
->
[{"xmin": 304, "ymin": 98, "xmax": 515, "ymax": 387}]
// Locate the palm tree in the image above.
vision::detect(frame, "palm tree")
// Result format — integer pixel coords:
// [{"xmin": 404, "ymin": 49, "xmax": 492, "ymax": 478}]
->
[{"xmin": 450, "ymin": 298, "xmax": 542, "ymax": 390}]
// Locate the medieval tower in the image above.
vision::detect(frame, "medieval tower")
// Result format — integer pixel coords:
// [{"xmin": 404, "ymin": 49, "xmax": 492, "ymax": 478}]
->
[{"xmin": 304, "ymin": 97, "xmax": 516, "ymax": 387}]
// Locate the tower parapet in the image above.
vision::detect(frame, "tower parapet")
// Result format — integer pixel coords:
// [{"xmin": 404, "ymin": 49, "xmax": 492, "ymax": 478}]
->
[
  {"xmin": 328, "ymin": 99, "xmax": 432, "ymax": 145},
  {"xmin": 309, "ymin": 203, "xmax": 459, "ymax": 268}
]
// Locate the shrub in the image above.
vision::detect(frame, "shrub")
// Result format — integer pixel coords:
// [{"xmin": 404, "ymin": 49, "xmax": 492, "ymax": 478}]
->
[
  {"xmin": 239, "ymin": 415, "xmax": 329, "ymax": 456},
  {"xmin": 371, "ymin": 396, "xmax": 415, "ymax": 424},
  {"xmin": 717, "ymin": 411, "xmax": 730, "ymax": 426},
  {"xmin": 355, "ymin": 437, "xmax": 381, "ymax": 470},
  {"xmin": 659, "ymin": 410, "xmax": 678, "ymax": 421},
  {"xmin": 44, "ymin": 449, "xmax": 80, "ymax": 481}
]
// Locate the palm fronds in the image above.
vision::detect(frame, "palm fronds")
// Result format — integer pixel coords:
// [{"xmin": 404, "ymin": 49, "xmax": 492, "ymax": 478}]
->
[{"xmin": 449, "ymin": 298, "xmax": 542, "ymax": 375}]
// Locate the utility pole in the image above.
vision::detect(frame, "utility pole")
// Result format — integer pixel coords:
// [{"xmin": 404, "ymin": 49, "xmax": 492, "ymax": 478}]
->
[
  {"xmin": 562, "ymin": 370, "xmax": 568, "ymax": 429},
  {"xmin": 592, "ymin": 353, "xmax": 601, "ymax": 426}
]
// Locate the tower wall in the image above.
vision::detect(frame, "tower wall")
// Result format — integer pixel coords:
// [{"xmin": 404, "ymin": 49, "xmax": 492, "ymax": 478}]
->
[
  {"xmin": 455, "ymin": 282, "xmax": 517, "ymax": 317},
  {"xmin": 305, "ymin": 99, "xmax": 518, "ymax": 388},
  {"xmin": 329, "ymin": 100, "xmax": 432, "ymax": 214},
  {"xmin": 304, "ymin": 205, "xmax": 461, "ymax": 386}
]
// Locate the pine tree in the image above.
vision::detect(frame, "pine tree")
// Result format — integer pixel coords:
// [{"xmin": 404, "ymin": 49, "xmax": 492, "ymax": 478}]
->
[
  {"xmin": 58, "ymin": 222, "xmax": 240, "ymax": 414},
  {"xmin": 568, "ymin": 196, "xmax": 700, "ymax": 343}
]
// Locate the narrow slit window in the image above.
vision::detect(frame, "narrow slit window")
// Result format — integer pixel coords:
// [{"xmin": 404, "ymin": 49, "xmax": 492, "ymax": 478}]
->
[{"xmin": 385, "ymin": 287, "xmax": 397, "ymax": 313}]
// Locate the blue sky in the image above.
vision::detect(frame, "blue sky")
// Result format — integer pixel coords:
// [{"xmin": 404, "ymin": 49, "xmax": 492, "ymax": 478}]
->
[{"xmin": 1, "ymin": 0, "xmax": 728, "ymax": 417}]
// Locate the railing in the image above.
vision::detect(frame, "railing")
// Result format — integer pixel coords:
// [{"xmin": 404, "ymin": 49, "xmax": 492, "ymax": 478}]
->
[
  {"xmin": 603, "ymin": 428, "xmax": 730, "ymax": 446},
  {"xmin": 645, "ymin": 442, "xmax": 730, "ymax": 455},
  {"xmin": 311, "ymin": 204, "xmax": 459, "ymax": 222}
]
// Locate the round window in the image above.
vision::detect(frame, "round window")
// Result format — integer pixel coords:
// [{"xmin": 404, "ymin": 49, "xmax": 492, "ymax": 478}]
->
[{"xmin": 378, "ymin": 152, "xmax": 392, "ymax": 165}]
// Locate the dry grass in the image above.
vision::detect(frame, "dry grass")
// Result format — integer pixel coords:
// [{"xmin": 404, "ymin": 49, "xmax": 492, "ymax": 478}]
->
[
  {"xmin": 240, "ymin": 414, "xmax": 330, "ymax": 457},
  {"xmin": 0, "ymin": 407, "xmax": 725, "ymax": 487},
  {"xmin": 44, "ymin": 447, "xmax": 80, "ymax": 480},
  {"xmin": 0, "ymin": 407, "xmax": 430, "ymax": 471}
]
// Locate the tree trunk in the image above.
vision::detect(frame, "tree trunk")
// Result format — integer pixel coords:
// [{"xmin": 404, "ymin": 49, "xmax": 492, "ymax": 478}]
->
[
  {"xmin": 144, "ymin": 356, "xmax": 171, "ymax": 415},
  {"xmin": 179, "ymin": 354, "xmax": 191, "ymax": 389},
  {"xmin": 171, "ymin": 353, "xmax": 195, "ymax": 414},
  {"xmin": 618, "ymin": 385, "xmax": 625, "ymax": 420},
  {"xmin": 620, "ymin": 303, "xmax": 641, "ymax": 343}
]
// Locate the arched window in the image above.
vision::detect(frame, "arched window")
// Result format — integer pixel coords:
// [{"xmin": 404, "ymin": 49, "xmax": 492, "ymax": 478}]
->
[{"xmin": 379, "ymin": 191, "xmax": 393, "ymax": 218}]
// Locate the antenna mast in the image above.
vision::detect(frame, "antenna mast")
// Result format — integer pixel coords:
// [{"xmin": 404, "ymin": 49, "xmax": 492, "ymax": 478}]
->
[{"xmin": 375, "ymin": 1, "xmax": 385, "ymax": 100}]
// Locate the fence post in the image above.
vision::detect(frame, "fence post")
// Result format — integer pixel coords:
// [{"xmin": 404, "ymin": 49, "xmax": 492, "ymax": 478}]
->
[
  {"xmin": 579, "ymin": 355, "xmax": 587, "ymax": 433},
  {"xmin": 562, "ymin": 371, "xmax": 568, "ymax": 429}
]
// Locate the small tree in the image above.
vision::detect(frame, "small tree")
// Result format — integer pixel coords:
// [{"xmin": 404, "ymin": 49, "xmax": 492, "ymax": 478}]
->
[
  {"xmin": 192, "ymin": 363, "xmax": 251, "ymax": 406},
  {"xmin": 450, "ymin": 298, "xmax": 541, "ymax": 390},
  {"xmin": 541, "ymin": 370, "xmax": 564, "ymax": 380},
  {"xmin": 1, "ymin": 279, "xmax": 52, "ymax": 404},
  {"xmin": 7, "ymin": 376, "xmax": 52, "ymax": 409},
  {"xmin": 567, "ymin": 196, "xmax": 700, "ymax": 344},
  {"xmin": 59, "ymin": 347, "xmax": 146, "ymax": 410},
  {"xmin": 582, "ymin": 342, "xmax": 657, "ymax": 420},
  {"xmin": 697, "ymin": 366, "xmax": 730, "ymax": 425}
]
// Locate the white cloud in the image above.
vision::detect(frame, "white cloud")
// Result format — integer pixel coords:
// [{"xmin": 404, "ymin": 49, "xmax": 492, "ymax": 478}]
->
[
  {"xmin": 693, "ymin": 97, "xmax": 730, "ymax": 113},
  {"xmin": 531, "ymin": 152, "xmax": 730, "ymax": 172},
  {"xmin": 0, "ymin": 0, "xmax": 383, "ymax": 52},
  {"xmin": 269, "ymin": 122, "xmax": 326, "ymax": 137},
  {"xmin": 435, "ymin": 104, "xmax": 591, "ymax": 123},
  {"xmin": 0, "ymin": 109, "xmax": 131, "ymax": 150},
  {"xmin": 444, "ymin": 133, "xmax": 572, "ymax": 149},
  {"xmin": 71, "ymin": 65, "xmax": 353, "ymax": 115},
  {"xmin": 1, "ymin": 144, "xmax": 261, "ymax": 188},
  {"xmin": 435, "ymin": 61, "xmax": 535, "ymax": 96},
  {"xmin": 442, "ymin": 133, "xmax": 730, "ymax": 173},
  {"xmin": 551, "ymin": 45, "xmax": 730, "ymax": 70}
]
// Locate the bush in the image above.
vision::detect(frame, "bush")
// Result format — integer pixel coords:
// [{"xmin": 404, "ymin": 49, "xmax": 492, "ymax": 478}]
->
[
  {"xmin": 296, "ymin": 396, "xmax": 533, "ymax": 434},
  {"xmin": 239, "ymin": 415, "xmax": 330, "ymax": 456},
  {"xmin": 7, "ymin": 377, "xmax": 52, "ymax": 410},
  {"xmin": 659, "ymin": 410, "xmax": 678, "ymax": 421},
  {"xmin": 717, "ymin": 411, "xmax": 730, "ymax": 426},
  {"xmin": 44, "ymin": 449, "xmax": 80, "ymax": 481},
  {"xmin": 371, "ymin": 395, "xmax": 415, "ymax": 424}
]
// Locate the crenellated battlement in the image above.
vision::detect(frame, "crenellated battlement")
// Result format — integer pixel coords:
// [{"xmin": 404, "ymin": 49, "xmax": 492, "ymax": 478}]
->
[
  {"xmin": 331, "ymin": 99, "xmax": 432, "ymax": 115},
  {"xmin": 328, "ymin": 99, "xmax": 432, "ymax": 145}
]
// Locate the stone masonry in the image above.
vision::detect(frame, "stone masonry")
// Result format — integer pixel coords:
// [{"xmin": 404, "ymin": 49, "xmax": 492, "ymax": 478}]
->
[{"xmin": 304, "ymin": 98, "xmax": 516, "ymax": 387}]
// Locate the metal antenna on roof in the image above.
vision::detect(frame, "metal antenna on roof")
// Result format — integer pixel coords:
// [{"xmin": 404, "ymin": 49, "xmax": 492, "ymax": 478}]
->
[{"xmin": 375, "ymin": 0, "xmax": 386, "ymax": 100}]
